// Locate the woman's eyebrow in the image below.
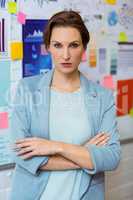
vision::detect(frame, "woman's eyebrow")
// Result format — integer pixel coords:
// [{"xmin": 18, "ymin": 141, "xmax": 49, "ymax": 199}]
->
[
  {"xmin": 51, "ymin": 40, "xmax": 80, "ymax": 43},
  {"xmin": 51, "ymin": 40, "xmax": 60, "ymax": 43}
]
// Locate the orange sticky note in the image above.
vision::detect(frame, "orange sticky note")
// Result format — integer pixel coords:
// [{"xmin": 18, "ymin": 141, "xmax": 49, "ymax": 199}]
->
[
  {"xmin": 7, "ymin": 2, "xmax": 17, "ymax": 14},
  {"xmin": 101, "ymin": 75, "xmax": 115, "ymax": 90},
  {"xmin": 105, "ymin": 0, "xmax": 117, "ymax": 5},
  {"xmin": 17, "ymin": 12, "xmax": 26, "ymax": 25},
  {"xmin": 10, "ymin": 42, "xmax": 23, "ymax": 60},
  {"xmin": 82, "ymin": 51, "xmax": 87, "ymax": 62},
  {"xmin": 89, "ymin": 49, "xmax": 97, "ymax": 67},
  {"xmin": 0, "ymin": 112, "xmax": 9, "ymax": 130}
]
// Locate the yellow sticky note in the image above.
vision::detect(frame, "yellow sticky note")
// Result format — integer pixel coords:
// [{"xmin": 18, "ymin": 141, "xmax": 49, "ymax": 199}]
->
[
  {"xmin": 7, "ymin": 2, "xmax": 17, "ymax": 14},
  {"xmin": 105, "ymin": 0, "xmax": 117, "ymax": 5},
  {"xmin": 10, "ymin": 42, "xmax": 23, "ymax": 60},
  {"xmin": 129, "ymin": 108, "xmax": 133, "ymax": 117},
  {"xmin": 119, "ymin": 32, "xmax": 128, "ymax": 42}
]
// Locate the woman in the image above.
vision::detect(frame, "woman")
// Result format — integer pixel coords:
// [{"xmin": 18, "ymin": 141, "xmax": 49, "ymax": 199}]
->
[{"xmin": 10, "ymin": 10, "xmax": 121, "ymax": 200}]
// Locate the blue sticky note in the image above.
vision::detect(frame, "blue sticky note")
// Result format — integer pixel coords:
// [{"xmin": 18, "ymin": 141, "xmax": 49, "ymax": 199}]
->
[{"xmin": 0, "ymin": 61, "xmax": 10, "ymax": 107}]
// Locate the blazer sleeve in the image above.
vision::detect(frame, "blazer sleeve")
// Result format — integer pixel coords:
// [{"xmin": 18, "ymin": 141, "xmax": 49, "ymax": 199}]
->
[
  {"xmin": 83, "ymin": 90, "xmax": 121, "ymax": 174},
  {"xmin": 11, "ymin": 79, "xmax": 49, "ymax": 175}
]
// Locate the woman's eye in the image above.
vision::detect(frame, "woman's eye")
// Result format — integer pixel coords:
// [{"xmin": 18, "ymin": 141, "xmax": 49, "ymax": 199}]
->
[
  {"xmin": 54, "ymin": 43, "xmax": 62, "ymax": 48},
  {"xmin": 70, "ymin": 43, "xmax": 79, "ymax": 48}
]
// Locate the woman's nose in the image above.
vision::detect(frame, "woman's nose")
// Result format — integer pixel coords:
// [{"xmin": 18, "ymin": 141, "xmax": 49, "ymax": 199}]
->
[{"xmin": 62, "ymin": 48, "xmax": 71, "ymax": 60}]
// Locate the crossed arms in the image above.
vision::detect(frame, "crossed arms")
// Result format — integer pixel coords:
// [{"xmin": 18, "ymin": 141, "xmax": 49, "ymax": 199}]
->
[{"xmin": 14, "ymin": 133, "xmax": 109, "ymax": 171}]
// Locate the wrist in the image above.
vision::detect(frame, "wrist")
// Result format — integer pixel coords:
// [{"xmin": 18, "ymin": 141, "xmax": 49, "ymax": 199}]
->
[{"xmin": 54, "ymin": 141, "xmax": 64, "ymax": 154}]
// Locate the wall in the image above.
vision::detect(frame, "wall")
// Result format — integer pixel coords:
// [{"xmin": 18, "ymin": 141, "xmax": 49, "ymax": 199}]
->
[{"xmin": 0, "ymin": 0, "xmax": 133, "ymax": 199}]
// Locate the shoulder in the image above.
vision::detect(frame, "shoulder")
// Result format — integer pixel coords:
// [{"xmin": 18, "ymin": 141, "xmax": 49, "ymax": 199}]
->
[
  {"xmin": 83, "ymin": 77, "xmax": 115, "ymax": 108},
  {"xmin": 18, "ymin": 70, "xmax": 50, "ymax": 92},
  {"xmin": 87, "ymin": 78, "xmax": 113, "ymax": 98}
]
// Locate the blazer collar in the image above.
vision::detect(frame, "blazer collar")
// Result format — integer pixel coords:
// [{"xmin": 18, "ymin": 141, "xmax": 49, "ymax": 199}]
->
[{"xmin": 37, "ymin": 68, "xmax": 98, "ymax": 98}]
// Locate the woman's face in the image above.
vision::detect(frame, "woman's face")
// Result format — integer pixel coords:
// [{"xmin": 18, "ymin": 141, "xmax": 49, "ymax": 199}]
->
[{"xmin": 48, "ymin": 26, "xmax": 84, "ymax": 74}]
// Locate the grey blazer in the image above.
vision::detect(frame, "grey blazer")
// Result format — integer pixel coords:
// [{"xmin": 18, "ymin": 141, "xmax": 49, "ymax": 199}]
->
[{"xmin": 10, "ymin": 69, "xmax": 121, "ymax": 200}]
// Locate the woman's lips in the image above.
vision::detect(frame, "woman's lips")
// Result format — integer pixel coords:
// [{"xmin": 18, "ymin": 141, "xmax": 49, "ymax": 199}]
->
[{"xmin": 61, "ymin": 63, "xmax": 72, "ymax": 67}]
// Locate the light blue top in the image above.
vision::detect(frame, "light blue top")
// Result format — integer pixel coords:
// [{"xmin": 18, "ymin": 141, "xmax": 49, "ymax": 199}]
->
[{"xmin": 40, "ymin": 87, "xmax": 91, "ymax": 200}]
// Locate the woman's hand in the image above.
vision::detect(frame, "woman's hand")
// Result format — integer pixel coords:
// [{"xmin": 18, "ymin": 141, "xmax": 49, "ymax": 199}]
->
[
  {"xmin": 14, "ymin": 137, "xmax": 60, "ymax": 159},
  {"xmin": 84, "ymin": 132, "xmax": 110, "ymax": 147}
]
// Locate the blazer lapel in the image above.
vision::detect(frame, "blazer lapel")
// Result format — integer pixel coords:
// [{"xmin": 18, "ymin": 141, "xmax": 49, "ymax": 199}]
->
[
  {"xmin": 80, "ymin": 73, "xmax": 100, "ymax": 137},
  {"xmin": 35, "ymin": 69, "xmax": 55, "ymax": 139}
]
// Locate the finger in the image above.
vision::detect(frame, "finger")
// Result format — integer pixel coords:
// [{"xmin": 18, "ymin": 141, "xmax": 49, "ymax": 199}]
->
[
  {"xmin": 95, "ymin": 135, "xmax": 110, "ymax": 145},
  {"xmin": 15, "ymin": 142, "xmax": 31, "ymax": 149},
  {"xmin": 90, "ymin": 132, "xmax": 107, "ymax": 142},
  {"xmin": 97, "ymin": 138, "xmax": 109, "ymax": 146},
  {"xmin": 20, "ymin": 151, "xmax": 35, "ymax": 159},
  {"xmin": 89, "ymin": 133, "xmax": 109, "ymax": 144},
  {"xmin": 84, "ymin": 132, "xmax": 110, "ymax": 146},
  {"xmin": 17, "ymin": 147, "xmax": 33, "ymax": 156},
  {"xmin": 93, "ymin": 132, "xmax": 107, "ymax": 139},
  {"xmin": 15, "ymin": 137, "xmax": 36, "ymax": 144}
]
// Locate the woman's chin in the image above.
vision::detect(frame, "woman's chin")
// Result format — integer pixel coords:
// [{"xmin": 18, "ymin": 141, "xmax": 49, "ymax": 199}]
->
[{"xmin": 55, "ymin": 67, "xmax": 78, "ymax": 74}]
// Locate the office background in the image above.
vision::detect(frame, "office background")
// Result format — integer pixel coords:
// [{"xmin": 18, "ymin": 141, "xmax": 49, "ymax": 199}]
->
[{"xmin": 0, "ymin": 0, "xmax": 133, "ymax": 199}]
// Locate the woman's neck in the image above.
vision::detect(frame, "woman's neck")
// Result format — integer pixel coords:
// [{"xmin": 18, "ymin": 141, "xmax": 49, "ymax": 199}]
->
[{"xmin": 51, "ymin": 69, "xmax": 80, "ymax": 92}]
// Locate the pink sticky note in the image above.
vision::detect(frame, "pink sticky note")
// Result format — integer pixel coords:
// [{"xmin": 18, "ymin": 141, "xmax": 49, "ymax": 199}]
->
[
  {"xmin": 0, "ymin": 112, "xmax": 9, "ymax": 130},
  {"xmin": 17, "ymin": 11, "xmax": 26, "ymax": 25},
  {"xmin": 82, "ymin": 51, "xmax": 87, "ymax": 62},
  {"xmin": 101, "ymin": 75, "xmax": 115, "ymax": 90}
]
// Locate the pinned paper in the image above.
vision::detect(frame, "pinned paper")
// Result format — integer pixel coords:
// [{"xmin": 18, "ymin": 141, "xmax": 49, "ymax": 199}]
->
[
  {"xmin": 101, "ymin": 75, "xmax": 115, "ymax": 90},
  {"xmin": 118, "ymin": 32, "xmax": 128, "ymax": 42},
  {"xmin": 7, "ymin": 2, "xmax": 17, "ymax": 14},
  {"xmin": 10, "ymin": 42, "xmax": 23, "ymax": 60},
  {"xmin": 117, "ymin": 79, "xmax": 133, "ymax": 116},
  {"xmin": 0, "ymin": 112, "xmax": 9, "ymax": 130},
  {"xmin": 110, "ymin": 49, "xmax": 117, "ymax": 75},
  {"xmin": 108, "ymin": 11, "xmax": 118, "ymax": 26},
  {"xmin": 17, "ymin": 12, "xmax": 26, "ymax": 25},
  {"xmin": 81, "ymin": 51, "xmax": 87, "ymax": 62},
  {"xmin": 105, "ymin": 0, "xmax": 117, "ymax": 5},
  {"xmin": 129, "ymin": 108, "xmax": 133, "ymax": 117},
  {"xmin": 89, "ymin": 49, "xmax": 97, "ymax": 67},
  {"xmin": 99, "ymin": 48, "xmax": 107, "ymax": 73}
]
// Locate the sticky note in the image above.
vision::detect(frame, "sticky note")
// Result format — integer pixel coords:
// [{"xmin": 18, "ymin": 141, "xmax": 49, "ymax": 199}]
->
[
  {"xmin": 82, "ymin": 51, "xmax": 87, "ymax": 62},
  {"xmin": 129, "ymin": 108, "xmax": 133, "ymax": 117},
  {"xmin": 89, "ymin": 49, "xmax": 97, "ymax": 67},
  {"xmin": 118, "ymin": 32, "xmax": 128, "ymax": 42},
  {"xmin": 17, "ymin": 12, "xmax": 26, "ymax": 25},
  {"xmin": 0, "ymin": 112, "xmax": 9, "ymax": 130},
  {"xmin": 10, "ymin": 42, "xmax": 23, "ymax": 60},
  {"xmin": 105, "ymin": 0, "xmax": 117, "ymax": 5},
  {"xmin": 101, "ymin": 75, "xmax": 115, "ymax": 90},
  {"xmin": 7, "ymin": 2, "xmax": 17, "ymax": 14}
]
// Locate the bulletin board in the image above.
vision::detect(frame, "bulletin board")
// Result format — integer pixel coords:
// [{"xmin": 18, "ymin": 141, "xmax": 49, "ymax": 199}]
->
[{"xmin": 0, "ymin": 0, "xmax": 133, "ymax": 168}]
